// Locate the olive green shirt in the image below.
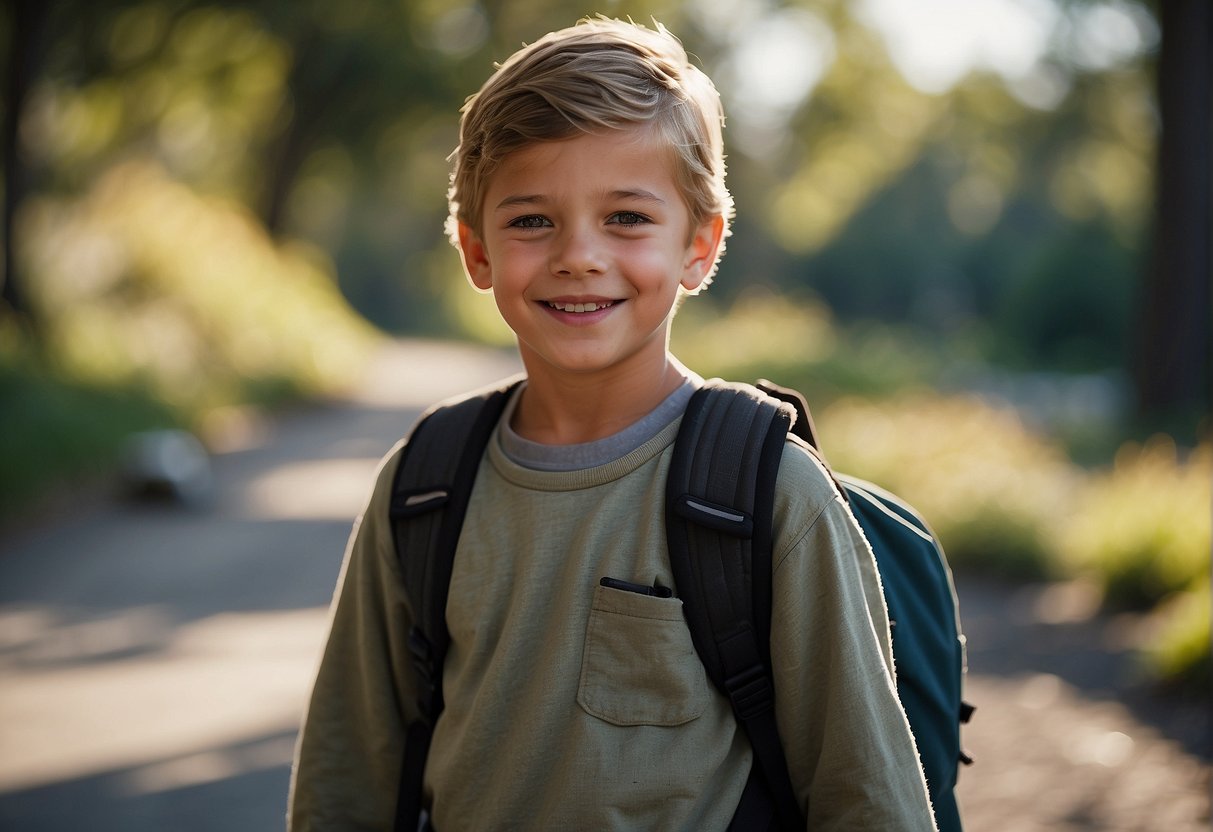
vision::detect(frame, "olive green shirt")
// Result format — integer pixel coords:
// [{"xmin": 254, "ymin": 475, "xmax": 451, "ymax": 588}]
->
[{"xmin": 289, "ymin": 402, "xmax": 936, "ymax": 831}]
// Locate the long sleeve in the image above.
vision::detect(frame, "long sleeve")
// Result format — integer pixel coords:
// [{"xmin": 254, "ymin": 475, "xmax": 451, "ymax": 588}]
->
[
  {"xmin": 288, "ymin": 444, "xmax": 418, "ymax": 831},
  {"xmin": 769, "ymin": 444, "xmax": 938, "ymax": 831}
]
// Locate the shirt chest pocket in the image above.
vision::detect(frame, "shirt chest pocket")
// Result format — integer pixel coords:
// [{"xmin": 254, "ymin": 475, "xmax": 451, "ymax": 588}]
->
[{"xmin": 577, "ymin": 582, "xmax": 711, "ymax": 726}]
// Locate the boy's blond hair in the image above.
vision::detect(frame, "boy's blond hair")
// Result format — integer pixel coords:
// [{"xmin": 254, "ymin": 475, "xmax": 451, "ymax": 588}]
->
[{"xmin": 446, "ymin": 17, "xmax": 733, "ymax": 286}]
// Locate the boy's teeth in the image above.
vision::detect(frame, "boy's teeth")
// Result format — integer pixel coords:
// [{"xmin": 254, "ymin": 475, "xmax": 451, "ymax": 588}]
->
[{"xmin": 548, "ymin": 301, "xmax": 613, "ymax": 313}]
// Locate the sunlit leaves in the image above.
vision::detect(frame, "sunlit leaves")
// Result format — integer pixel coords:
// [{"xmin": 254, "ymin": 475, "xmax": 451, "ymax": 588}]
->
[
  {"xmin": 21, "ymin": 162, "xmax": 375, "ymax": 412},
  {"xmin": 1059, "ymin": 437, "xmax": 1212, "ymax": 608},
  {"xmin": 23, "ymin": 2, "xmax": 290, "ymax": 197},
  {"xmin": 821, "ymin": 391, "xmax": 1080, "ymax": 576},
  {"xmin": 673, "ymin": 287, "xmax": 838, "ymax": 372}
]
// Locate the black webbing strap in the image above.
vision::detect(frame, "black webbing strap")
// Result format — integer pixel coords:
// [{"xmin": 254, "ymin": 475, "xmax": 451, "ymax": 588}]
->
[
  {"xmin": 667, "ymin": 380, "xmax": 803, "ymax": 831},
  {"xmin": 758, "ymin": 378, "xmax": 852, "ymax": 508},
  {"xmin": 389, "ymin": 377, "xmax": 522, "ymax": 832},
  {"xmin": 757, "ymin": 378, "xmax": 819, "ymax": 450}
]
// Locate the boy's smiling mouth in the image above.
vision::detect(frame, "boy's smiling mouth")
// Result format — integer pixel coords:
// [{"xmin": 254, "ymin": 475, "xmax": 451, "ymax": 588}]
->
[{"xmin": 545, "ymin": 300, "xmax": 617, "ymax": 313}]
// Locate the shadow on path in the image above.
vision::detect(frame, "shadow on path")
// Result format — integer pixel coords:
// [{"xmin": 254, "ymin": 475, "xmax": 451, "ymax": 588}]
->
[
  {"xmin": 0, "ymin": 729, "xmax": 297, "ymax": 832},
  {"xmin": 956, "ymin": 571, "xmax": 1210, "ymax": 762}
]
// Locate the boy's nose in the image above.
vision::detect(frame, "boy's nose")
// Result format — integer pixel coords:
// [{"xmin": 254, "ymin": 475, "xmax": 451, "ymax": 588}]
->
[{"xmin": 550, "ymin": 227, "xmax": 607, "ymax": 277}]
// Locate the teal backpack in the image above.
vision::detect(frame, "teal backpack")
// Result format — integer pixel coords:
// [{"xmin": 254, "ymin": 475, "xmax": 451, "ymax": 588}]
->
[{"xmin": 389, "ymin": 377, "xmax": 973, "ymax": 831}]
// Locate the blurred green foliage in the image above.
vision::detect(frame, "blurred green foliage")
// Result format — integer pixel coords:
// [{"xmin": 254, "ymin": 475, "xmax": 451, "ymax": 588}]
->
[
  {"xmin": 0, "ymin": 346, "xmax": 180, "ymax": 518},
  {"xmin": 4, "ymin": 0, "xmax": 1164, "ymax": 360},
  {"xmin": 1059, "ymin": 437, "xmax": 1211, "ymax": 609},
  {"xmin": 21, "ymin": 160, "xmax": 377, "ymax": 412},
  {"xmin": 1143, "ymin": 575, "xmax": 1211, "ymax": 695}
]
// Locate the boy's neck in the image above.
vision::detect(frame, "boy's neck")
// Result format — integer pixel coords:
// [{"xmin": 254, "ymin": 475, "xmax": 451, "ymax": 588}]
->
[{"xmin": 512, "ymin": 354, "xmax": 694, "ymax": 445}]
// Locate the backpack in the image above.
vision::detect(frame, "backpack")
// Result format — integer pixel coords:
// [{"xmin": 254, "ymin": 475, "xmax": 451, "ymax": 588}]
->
[{"xmin": 388, "ymin": 376, "xmax": 972, "ymax": 832}]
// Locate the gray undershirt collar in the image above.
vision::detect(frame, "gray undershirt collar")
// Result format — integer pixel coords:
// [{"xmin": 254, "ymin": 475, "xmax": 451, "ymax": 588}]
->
[{"xmin": 499, "ymin": 376, "xmax": 701, "ymax": 472}]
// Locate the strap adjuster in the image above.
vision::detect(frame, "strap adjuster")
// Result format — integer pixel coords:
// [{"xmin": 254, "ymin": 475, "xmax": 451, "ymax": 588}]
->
[
  {"xmin": 673, "ymin": 494, "xmax": 754, "ymax": 537},
  {"xmin": 725, "ymin": 663, "xmax": 774, "ymax": 720},
  {"xmin": 408, "ymin": 627, "xmax": 443, "ymax": 722}
]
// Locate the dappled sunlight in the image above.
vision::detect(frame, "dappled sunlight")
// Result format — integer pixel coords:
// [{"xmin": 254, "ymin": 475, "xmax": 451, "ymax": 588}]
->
[
  {"xmin": 714, "ymin": 6, "xmax": 836, "ymax": 155},
  {"xmin": 24, "ymin": 4, "xmax": 289, "ymax": 190},
  {"xmin": 0, "ymin": 607, "xmax": 328, "ymax": 793},
  {"xmin": 2, "ymin": 6, "xmax": 1202, "ymax": 827},
  {"xmin": 0, "ymin": 605, "xmax": 174, "ymax": 667},
  {"xmin": 119, "ymin": 732, "xmax": 299, "ymax": 797},
  {"xmin": 956, "ymin": 672, "xmax": 1209, "ymax": 829},
  {"xmin": 343, "ymin": 338, "xmax": 523, "ymax": 410},
  {"xmin": 857, "ymin": 0, "xmax": 1059, "ymax": 95},
  {"xmin": 856, "ymin": 0, "xmax": 1156, "ymax": 98},
  {"xmin": 239, "ymin": 457, "xmax": 383, "ymax": 521}
]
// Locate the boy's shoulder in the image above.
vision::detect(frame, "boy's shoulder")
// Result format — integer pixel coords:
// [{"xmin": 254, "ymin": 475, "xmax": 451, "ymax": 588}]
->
[
  {"xmin": 778, "ymin": 434, "xmax": 841, "ymax": 496},
  {"xmin": 772, "ymin": 434, "xmax": 848, "ymax": 527}
]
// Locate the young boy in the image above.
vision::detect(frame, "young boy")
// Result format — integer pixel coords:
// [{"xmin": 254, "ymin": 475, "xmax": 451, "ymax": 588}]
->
[{"xmin": 289, "ymin": 17, "xmax": 937, "ymax": 831}]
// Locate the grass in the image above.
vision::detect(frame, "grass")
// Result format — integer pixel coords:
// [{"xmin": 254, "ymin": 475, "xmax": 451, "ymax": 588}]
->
[{"xmin": 0, "ymin": 352, "xmax": 180, "ymax": 522}]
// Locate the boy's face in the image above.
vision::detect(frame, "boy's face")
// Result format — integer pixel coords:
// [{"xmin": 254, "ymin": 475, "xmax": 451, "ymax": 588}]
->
[{"xmin": 457, "ymin": 127, "xmax": 723, "ymax": 381}]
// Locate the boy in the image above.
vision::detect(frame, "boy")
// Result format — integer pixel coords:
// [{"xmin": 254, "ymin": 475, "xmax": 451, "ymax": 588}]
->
[{"xmin": 289, "ymin": 17, "xmax": 937, "ymax": 831}]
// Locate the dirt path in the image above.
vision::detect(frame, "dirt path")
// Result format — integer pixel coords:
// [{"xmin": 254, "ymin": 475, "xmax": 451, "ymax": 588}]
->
[{"xmin": 954, "ymin": 574, "xmax": 1210, "ymax": 830}]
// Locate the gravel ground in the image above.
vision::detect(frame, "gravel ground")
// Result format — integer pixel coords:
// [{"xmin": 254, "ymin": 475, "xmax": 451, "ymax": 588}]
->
[{"xmin": 953, "ymin": 573, "xmax": 1211, "ymax": 830}]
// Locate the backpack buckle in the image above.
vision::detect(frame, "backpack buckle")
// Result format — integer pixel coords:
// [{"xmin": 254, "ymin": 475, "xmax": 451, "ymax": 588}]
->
[
  {"xmin": 408, "ymin": 627, "xmax": 442, "ymax": 721},
  {"xmin": 717, "ymin": 624, "xmax": 774, "ymax": 720},
  {"xmin": 725, "ymin": 663, "xmax": 774, "ymax": 720}
]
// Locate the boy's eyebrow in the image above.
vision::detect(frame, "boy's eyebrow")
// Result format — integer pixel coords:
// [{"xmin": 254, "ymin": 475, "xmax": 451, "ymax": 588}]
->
[
  {"xmin": 493, "ymin": 189, "xmax": 668, "ymax": 212},
  {"xmin": 494, "ymin": 194, "xmax": 546, "ymax": 211},
  {"xmin": 609, "ymin": 188, "xmax": 667, "ymax": 205}
]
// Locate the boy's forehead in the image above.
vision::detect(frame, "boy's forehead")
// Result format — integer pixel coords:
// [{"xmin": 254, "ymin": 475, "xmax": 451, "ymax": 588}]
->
[{"xmin": 486, "ymin": 129, "xmax": 679, "ymax": 193}]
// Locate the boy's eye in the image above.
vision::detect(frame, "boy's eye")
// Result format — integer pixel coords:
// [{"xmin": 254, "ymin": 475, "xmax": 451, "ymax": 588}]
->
[
  {"xmin": 508, "ymin": 214, "xmax": 552, "ymax": 229},
  {"xmin": 608, "ymin": 211, "xmax": 651, "ymax": 227}
]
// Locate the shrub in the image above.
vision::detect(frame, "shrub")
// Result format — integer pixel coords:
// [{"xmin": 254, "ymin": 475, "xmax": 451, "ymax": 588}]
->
[
  {"xmin": 1058, "ymin": 438, "xmax": 1211, "ymax": 610},
  {"xmin": 1142, "ymin": 575, "xmax": 1211, "ymax": 695},
  {"xmin": 21, "ymin": 161, "xmax": 378, "ymax": 414},
  {"xmin": 818, "ymin": 393, "xmax": 1080, "ymax": 578}
]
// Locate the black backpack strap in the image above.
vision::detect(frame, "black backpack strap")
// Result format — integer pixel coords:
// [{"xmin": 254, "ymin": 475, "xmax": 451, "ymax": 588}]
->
[
  {"xmin": 666, "ymin": 380, "xmax": 804, "ymax": 831},
  {"xmin": 389, "ymin": 377, "xmax": 523, "ymax": 832},
  {"xmin": 758, "ymin": 377, "xmax": 853, "ymax": 509},
  {"xmin": 756, "ymin": 378, "xmax": 819, "ymax": 450}
]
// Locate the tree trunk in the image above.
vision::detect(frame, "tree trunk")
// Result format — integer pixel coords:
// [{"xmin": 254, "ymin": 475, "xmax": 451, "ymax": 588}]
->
[
  {"xmin": 2, "ymin": 0, "xmax": 50, "ymax": 336},
  {"xmin": 259, "ymin": 28, "xmax": 356, "ymax": 238},
  {"xmin": 1135, "ymin": 0, "xmax": 1213, "ymax": 435}
]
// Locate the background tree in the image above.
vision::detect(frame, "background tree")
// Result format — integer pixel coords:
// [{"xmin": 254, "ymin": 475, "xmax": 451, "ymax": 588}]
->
[
  {"xmin": 1135, "ymin": 0, "xmax": 1211, "ymax": 433},
  {"xmin": 2, "ymin": 0, "xmax": 51, "ymax": 336}
]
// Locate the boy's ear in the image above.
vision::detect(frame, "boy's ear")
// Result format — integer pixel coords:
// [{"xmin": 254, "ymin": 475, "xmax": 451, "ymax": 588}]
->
[
  {"xmin": 681, "ymin": 214, "xmax": 725, "ymax": 292},
  {"xmin": 457, "ymin": 222, "xmax": 493, "ymax": 291}
]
